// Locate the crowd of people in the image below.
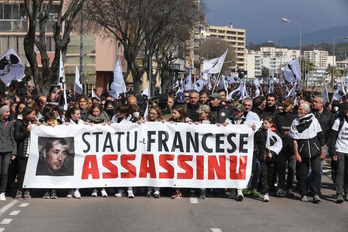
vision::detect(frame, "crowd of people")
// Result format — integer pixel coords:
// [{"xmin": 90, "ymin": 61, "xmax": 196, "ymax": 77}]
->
[{"xmin": 0, "ymin": 82, "xmax": 347, "ymax": 204}]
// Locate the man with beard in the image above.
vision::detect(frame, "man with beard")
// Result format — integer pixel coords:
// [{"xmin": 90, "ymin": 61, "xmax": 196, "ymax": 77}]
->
[
  {"xmin": 274, "ymin": 97, "xmax": 297, "ymax": 197},
  {"xmin": 264, "ymin": 93, "xmax": 279, "ymax": 117}
]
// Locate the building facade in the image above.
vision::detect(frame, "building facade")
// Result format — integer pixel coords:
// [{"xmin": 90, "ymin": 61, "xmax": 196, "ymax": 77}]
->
[
  {"xmin": 206, "ymin": 24, "xmax": 246, "ymax": 70},
  {"xmin": 304, "ymin": 50, "xmax": 328, "ymax": 68}
]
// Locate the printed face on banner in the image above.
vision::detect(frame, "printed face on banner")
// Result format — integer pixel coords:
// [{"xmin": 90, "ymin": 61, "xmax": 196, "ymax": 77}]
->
[{"xmin": 36, "ymin": 137, "xmax": 75, "ymax": 176}]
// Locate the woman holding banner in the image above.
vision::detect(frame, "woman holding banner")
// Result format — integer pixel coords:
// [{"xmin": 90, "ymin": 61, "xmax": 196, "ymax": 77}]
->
[
  {"xmin": 143, "ymin": 106, "xmax": 163, "ymax": 198},
  {"xmin": 87, "ymin": 103, "xmax": 110, "ymax": 197}
]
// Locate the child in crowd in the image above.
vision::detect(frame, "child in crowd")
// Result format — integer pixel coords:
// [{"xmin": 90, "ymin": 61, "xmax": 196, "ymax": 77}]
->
[{"xmin": 255, "ymin": 115, "xmax": 279, "ymax": 202}]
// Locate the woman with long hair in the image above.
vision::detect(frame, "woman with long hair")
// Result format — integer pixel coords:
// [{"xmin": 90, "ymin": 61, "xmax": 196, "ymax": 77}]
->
[{"xmin": 13, "ymin": 106, "xmax": 38, "ymax": 200}]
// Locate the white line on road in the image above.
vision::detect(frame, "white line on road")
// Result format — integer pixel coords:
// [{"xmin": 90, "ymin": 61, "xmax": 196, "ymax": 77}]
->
[
  {"xmin": 9, "ymin": 210, "xmax": 20, "ymax": 216},
  {"xmin": 210, "ymin": 228, "xmax": 222, "ymax": 232},
  {"xmin": 190, "ymin": 197, "xmax": 198, "ymax": 204},
  {"xmin": 0, "ymin": 219, "xmax": 12, "ymax": 225},
  {"xmin": 0, "ymin": 228, "xmax": 5, "ymax": 232},
  {"xmin": 18, "ymin": 203, "xmax": 29, "ymax": 208},
  {"xmin": 0, "ymin": 200, "xmax": 18, "ymax": 217}
]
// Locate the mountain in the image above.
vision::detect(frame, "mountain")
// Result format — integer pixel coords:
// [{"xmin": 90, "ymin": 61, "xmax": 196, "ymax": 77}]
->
[{"xmin": 277, "ymin": 26, "xmax": 348, "ymax": 47}]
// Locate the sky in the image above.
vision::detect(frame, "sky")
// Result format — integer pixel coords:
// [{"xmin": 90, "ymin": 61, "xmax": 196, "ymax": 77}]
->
[{"xmin": 205, "ymin": 0, "xmax": 348, "ymax": 44}]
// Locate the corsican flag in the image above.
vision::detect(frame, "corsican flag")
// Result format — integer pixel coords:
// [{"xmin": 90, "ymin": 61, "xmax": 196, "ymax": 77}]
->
[
  {"xmin": 0, "ymin": 47, "xmax": 25, "ymax": 86},
  {"xmin": 282, "ymin": 58, "xmax": 301, "ymax": 83},
  {"xmin": 228, "ymin": 81, "xmax": 243, "ymax": 101},
  {"xmin": 266, "ymin": 129, "xmax": 283, "ymax": 155},
  {"xmin": 58, "ymin": 51, "xmax": 68, "ymax": 111},
  {"xmin": 110, "ymin": 58, "xmax": 126, "ymax": 99},
  {"xmin": 142, "ymin": 87, "xmax": 149, "ymax": 97},
  {"xmin": 74, "ymin": 65, "xmax": 83, "ymax": 95},
  {"xmin": 202, "ymin": 49, "xmax": 228, "ymax": 79},
  {"xmin": 333, "ymin": 83, "xmax": 346, "ymax": 101}
]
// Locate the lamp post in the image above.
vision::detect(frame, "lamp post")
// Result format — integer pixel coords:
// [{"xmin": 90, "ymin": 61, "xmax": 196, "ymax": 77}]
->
[
  {"xmin": 332, "ymin": 36, "xmax": 348, "ymax": 88},
  {"xmin": 282, "ymin": 17, "xmax": 301, "ymax": 82}
]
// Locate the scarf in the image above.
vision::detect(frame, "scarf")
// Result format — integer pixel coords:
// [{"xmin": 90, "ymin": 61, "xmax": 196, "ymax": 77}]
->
[{"xmin": 296, "ymin": 113, "xmax": 314, "ymax": 133}]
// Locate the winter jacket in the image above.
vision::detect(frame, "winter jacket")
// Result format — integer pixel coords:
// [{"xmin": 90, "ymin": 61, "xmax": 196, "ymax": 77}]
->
[
  {"xmin": 0, "ymin": 119, "xmax": 17, "ymax": 155},
  {"xmin": 313, "ymin": 109, "xmax": 335, "ymax": 146},
  {"xmin": 274, "ymin": 111, "xmax": 297, "ymax": 154},
  {"xmin": 14, "ymin": 119, "xmax": 29, "ymax": 158},
  {"xmin": 289, "ymin": 113, "xmax": 325, "ymax": 158},
  {"xmin": 255, "ymin": 126, "xmax": 278, "ymax": 163},
  {"xmin": 186, "ymin": 103, "xmax": 201, "ymax": 122},
  {"xmin": 210, "ymin": 103, "xmax": 231, "ymax": 124}
]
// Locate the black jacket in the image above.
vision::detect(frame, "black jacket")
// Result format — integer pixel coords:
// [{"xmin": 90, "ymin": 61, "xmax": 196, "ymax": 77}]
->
[
  {"xmin": 210, "ymin": 103, "xmax": 231, "ymax": 124},
  {"xmin": 274, "ymin": 111, "xmax": 297, "ymax": 154},
  {"xmin": 313, "ymin": 109, "xmax": 335, "ymax": 146},
  {"xmin": 14, "ymin": 119, "xmax": 30, "ymax": 158},
  {"xmin": 255, "ymin": 127, "xmax": 278, "ymax": 163},
  {"xmin": 186, "ymin": 103, "xmax": 201, "ymax": 122}
]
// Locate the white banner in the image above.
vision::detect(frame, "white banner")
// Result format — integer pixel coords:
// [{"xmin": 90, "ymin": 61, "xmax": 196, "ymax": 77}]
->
[{"xmin": 24, "ymin": 123, "xmax": 254, "ymax": 189}]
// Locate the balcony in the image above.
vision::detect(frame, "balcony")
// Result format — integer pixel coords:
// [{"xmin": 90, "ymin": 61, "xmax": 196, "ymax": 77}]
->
[{"xmin": 0, "ymin": 20, "xmax": 28, "ymax": 32}]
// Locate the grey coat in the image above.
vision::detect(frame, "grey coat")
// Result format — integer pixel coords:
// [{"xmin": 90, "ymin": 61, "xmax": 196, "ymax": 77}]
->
[{"xmin": 0, "ymin": 119, "xmax": 17, "ymax": 155}]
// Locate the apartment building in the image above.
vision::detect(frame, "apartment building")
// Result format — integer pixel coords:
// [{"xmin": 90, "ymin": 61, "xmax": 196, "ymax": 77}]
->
[
  {"xmin": 246, "ymin": 47, "xmax": 299, "ymax": 79},
  {"xmin": 206, "ymin": 24, "xmax": 246, "ymax": 70},
  {"xmin": 304, "ymin": 50, "xmax": 328, "ymax": 68}
]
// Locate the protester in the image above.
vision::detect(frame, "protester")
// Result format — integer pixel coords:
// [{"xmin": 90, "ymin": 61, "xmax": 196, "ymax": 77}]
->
[
  {"xmin": 274, "ymin": 97, "xmax": 297, "ymax": 197},
  {"xmin": 330, "ymin": 102, "xmax": 348, "ymax": 203},
  {"xmin": 0, "ymin": 104, "xmax": 16, "ymax": 201},
  {"xmin": 13, "ymin": 106, "xmax": 38, "ymax": 200},
  {"xmin": 289, "ymin": 102, "xmax": 325, "ymax": 203},
  {"xmin": 255, "ymin": 115, "xmax": 279, "ymax": 202}
]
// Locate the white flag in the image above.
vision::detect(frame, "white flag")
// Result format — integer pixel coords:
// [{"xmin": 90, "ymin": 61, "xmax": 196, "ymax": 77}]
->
[
  {"xmin": 282, "ymin": 58, "xmax": 301, "ymax": 83},
  {"xmin": 58, "ymin": 51, "xmax": 68, "ymax": 111},
  {"xmin": 183, "ymin": 70, "xmax": 193, "ymax": 91},
  {"xmin": 333, "ymin": 83, "xmax": 346, "ymax": 101},
  {"xmin": 142, "ymin": 87, "xmax": 150, "ymax": 97},
  {"xmin": 110, "ymin": 58, "xmax": 126, "ymax": 99},
  {"xmin": 195, "ymin": 79, "xmax": 204, "ymax": 92},
  {"xmin": 321, "ymin": 81, "xmax": 329, "ymax": 104},
  {"xmin": 0, "ymin": 47, "xmax": 25, "ymax": 86},
  {"xmin": 243, "ymin": 81, "xmax": 250, "ymax": 98},
  {"xmin": 74, "ymin": 65, "xmax": 83, "ymax": 95},
  {"xmin": 202, "ymin": 49, "xmax": 228, "ymax": 79},
  {"xmin": 91, "ymin": 87, "xmax": 100, "ymax": 101},
  {"xmin": 266, "ymin": 129, "xmax": 283, "ymax": 155},
  {"xmin": 286, "ymin": 84, "xmax": 296, "ymax": 99}
]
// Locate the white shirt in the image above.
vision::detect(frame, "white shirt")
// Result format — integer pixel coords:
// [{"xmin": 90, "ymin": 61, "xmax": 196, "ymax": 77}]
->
[{"xmin": 332, "ymin": 118, "xmax": 348, "ymax": 153}]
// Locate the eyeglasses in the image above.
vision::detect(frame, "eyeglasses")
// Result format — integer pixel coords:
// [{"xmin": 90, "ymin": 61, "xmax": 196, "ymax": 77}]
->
[{"xmin": 185, "ymin": 96, "xmax": 189, "ymax": 98}]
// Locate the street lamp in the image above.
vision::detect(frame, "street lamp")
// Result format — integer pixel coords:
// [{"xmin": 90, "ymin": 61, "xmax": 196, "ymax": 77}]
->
[
  {"xmin": 282, "ymin": 17, "xmax": 302, "ymax": 81},
  {"xmin": 332, "ymin": 36, "xmax": 348, "ymax": 88}
]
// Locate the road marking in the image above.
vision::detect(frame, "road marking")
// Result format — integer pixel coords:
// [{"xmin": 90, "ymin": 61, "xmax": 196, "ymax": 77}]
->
[
  {"xmin": 211, "ymin": 228, "xmax": 222, "ymax": 232},
  {"xmin": 0, "ymin": 228, "xmax": 5, "ymax": 232},
  {"xmin": 190, "ymin": 197, "xmax": 198, "ymax": 204},
  {"xmin": 0, "ymin": 219, "xmax": 12, "ymax": 225},
  {"xmin": 18, "ymin": 203, "xmax": 29, "ymax": 208},
  {"xmin": 9, "ymin": 210, "xmax": 20, "ymax": 216},
  {"xmin": 0, "ymin": 200, "xmax": 18, "ymax": 217}
]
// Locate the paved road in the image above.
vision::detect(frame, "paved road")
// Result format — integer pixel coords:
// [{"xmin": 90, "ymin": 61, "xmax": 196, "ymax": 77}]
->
[{"xmin": 0, "ymin": 175, "xmax": 347, "ymax": 232}]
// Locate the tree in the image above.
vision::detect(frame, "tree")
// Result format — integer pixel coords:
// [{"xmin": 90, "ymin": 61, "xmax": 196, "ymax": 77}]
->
[
  {"xmin": 195, "ymin": 38, "xmax": 236, "ymax": 75},
  {"xmin": 261, "ymin": 67, "xmax": 270, "ymax": 78},
  {"xmin": 83, "ymin": 0, "xmax": 200, "ymax": 94},
  {"xmin": 23, "ymin": 0, "xmax": 84, "ymax": 96}
]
